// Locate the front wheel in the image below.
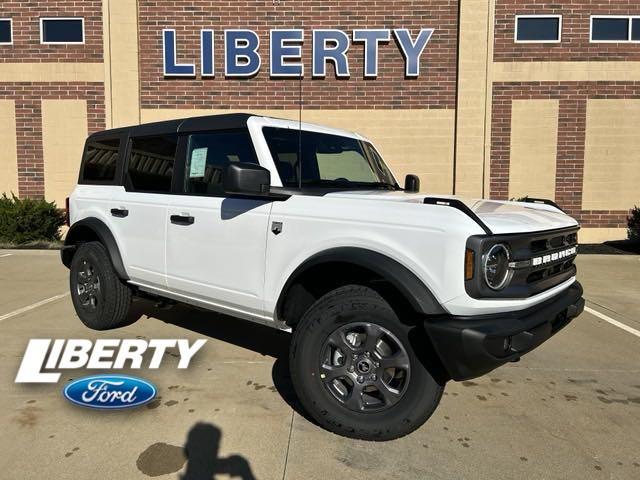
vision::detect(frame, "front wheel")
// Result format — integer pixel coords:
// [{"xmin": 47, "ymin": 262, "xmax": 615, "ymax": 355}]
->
[{"xmin": 289, "ymin": 285, "xmax": 444, "ymax": 441}]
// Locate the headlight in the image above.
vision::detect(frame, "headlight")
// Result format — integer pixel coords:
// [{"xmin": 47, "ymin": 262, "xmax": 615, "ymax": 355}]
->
[{"xmin": 483, "ymin": 244, "xmax": 512, "ymax": 290}]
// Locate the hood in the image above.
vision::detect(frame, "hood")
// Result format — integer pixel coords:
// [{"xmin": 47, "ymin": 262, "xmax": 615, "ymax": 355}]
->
[{"xmin": 325, "ymin": 190, "xmax": 578, "ymax": 235}]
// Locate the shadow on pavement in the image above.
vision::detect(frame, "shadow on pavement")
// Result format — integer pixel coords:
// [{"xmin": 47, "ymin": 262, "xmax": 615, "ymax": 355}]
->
[
  {"xmin": 136, "ymin": 422, "xmax": 256, "ymax": 479},
  {"xmin": 126, "ymin": 298, "xmax": 314, "ymax": 423},
  {"xmin": 182, "ymin": 422, "xmax": 256, "ymax": 480}
]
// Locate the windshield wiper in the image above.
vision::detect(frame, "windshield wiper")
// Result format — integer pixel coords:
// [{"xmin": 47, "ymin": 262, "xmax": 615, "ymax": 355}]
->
[
  {"xmin": 297, "ymin": 180, "xmax": 399, "ymax": 190},
  {"xmin": 365, "ymin": 182, "xmax": 400, "ymax": 190}
]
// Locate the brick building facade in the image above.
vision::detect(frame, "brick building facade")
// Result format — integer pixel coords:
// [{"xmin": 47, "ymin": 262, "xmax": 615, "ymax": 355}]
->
[{"xmin": 0, "ymin": 1, "xmax": 638, "ymax": 242}]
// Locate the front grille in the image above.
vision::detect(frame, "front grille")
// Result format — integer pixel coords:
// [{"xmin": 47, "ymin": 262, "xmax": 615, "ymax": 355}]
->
[
  {"xmin": 524, "ymin": 231, "xmax": 578, "ymax": 286},
  {"xmin": 465, "ymin": 226, "xmax": 579, "ymax": 299}
]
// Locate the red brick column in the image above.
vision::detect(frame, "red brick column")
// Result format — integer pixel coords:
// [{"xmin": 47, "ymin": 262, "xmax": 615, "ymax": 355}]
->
[
  {"xmin": 555, "ymin": 97, "xmax": 587, "ymax": 218},
  {"xmin": 15, "ymin": 97, "xmax": 45, "ymax": 198},
  {"xmin": 489, "ymin": 89, "xmax": 512, "ymax": 200}
]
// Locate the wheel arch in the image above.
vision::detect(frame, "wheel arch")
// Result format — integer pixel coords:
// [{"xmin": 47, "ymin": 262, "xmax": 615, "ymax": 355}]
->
[
  {"xmin": 275, "ymin": 247, "xmax": 445, "ymax": 327},
  {"xmin": 61, "ymin": 217, "xmax": 129, "ymax": 280}
]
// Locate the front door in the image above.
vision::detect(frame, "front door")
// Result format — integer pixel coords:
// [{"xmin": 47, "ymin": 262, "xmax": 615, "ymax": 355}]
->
[{"xmin": 165, "ymin": 130, "xmax": 272, "ymax": 318}]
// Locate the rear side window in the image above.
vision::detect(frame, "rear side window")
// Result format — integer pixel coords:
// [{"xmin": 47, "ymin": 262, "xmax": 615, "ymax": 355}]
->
[
  {"xmin": 127, "ymin": 135, "xmax": 177, "ymax": 193},
  {"xmin": 184, "ymin": 131, "xmax": 257, "ymax": 196},
  {"xmin": 81, "ymin": 138, "xmax": 120, "ymax": 183}
]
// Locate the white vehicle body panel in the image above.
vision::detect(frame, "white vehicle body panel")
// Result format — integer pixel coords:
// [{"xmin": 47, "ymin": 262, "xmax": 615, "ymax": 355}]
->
[
  {"xmin": 109, "ymin": 188, "xmax": 169, "ymax": 289},
  {"xmin": 165, "ymin": 194, "xmax": 272, "ymax": 317},
  {"xmin": 69, "ymin": 115, "xmax": 581, "ymax": 328}
]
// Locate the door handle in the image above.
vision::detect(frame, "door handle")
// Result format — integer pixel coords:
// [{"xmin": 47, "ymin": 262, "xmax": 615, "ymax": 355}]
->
[
  {"xmin": 110, "ymin": 208, "xmax": 129, "ymax": 218},
  {"xmin": 170, "ymin": 214, "xmax": 195, "ymax": 226}
]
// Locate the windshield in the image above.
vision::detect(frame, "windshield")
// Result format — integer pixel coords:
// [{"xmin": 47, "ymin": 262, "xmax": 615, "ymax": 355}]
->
[{"xmin": 262, "ymin": 127, "xmax": 398, "ymax": 189}]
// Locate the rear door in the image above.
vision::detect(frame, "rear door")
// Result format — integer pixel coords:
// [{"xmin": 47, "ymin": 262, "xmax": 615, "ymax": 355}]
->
[
  {"xmin": 109, "ymin": 133, "xmax": 179, "ymax": 289},
  {"xmin": 165, "ymin": 130, "xmax": 272, "ymax": 319}
]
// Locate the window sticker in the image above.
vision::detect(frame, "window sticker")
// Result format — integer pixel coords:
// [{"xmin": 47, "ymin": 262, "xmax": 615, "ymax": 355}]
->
[{"xmin": 189, "ymin": 147, "xmax": 208, "ymax": 178}]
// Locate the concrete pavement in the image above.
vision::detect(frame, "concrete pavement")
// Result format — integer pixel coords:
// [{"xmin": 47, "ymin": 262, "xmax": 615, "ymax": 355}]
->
[{"xmin": 0, "ymin": 250, "xmax": 639, "ymax": 479}]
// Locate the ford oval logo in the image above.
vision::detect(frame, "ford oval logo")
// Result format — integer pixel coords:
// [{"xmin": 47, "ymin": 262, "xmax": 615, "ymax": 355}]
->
[{"xmin": 63, "ymin": 375, "xmax": 157, "ymax": 409}]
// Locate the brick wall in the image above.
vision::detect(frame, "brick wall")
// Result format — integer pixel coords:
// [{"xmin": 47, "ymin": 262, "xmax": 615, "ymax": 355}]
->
[
  {"xmin": 0, "ymin": 0, "xmax": 103, "ymax": 63},
  {"xmin": 490, "ymin": 81, "xmax": 637, "ymax": 228},
  {"xmin": 0, "ymin": 83, "xmax": 105, "ymax": 198},
  {"xmin": 138, "ymin": 0, "xmax": 458, "ymax": 110},
  {"xmin": 495, "ymin": 0, "xmax": 640, "ymax": 62}
]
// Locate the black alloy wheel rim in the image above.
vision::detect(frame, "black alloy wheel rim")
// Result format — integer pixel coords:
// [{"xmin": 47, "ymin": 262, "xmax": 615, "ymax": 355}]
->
[
  {"xmin": 76, "ymin": 259, "xmax": 101, "ymax": 311},
  {"xmin": 319, "ymin": 322, "xmax": 411, "ymax": 413}
]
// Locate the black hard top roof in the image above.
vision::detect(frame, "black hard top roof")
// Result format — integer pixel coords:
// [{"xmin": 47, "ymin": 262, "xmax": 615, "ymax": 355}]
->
[{"xmin": 88, "ymin": 113, "xmax": 257, "ymax": 139}]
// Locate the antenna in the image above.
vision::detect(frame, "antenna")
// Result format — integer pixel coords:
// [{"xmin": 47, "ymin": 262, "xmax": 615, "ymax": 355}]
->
[{"xmin": 297, "ymin": 25, "xmax": 303, "ymax": 190}]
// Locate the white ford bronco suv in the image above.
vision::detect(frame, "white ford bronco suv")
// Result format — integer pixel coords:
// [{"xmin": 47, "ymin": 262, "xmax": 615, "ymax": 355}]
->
[{"xmin": 62, "ymin": 113, "xmax": 584, "ymax": 440}]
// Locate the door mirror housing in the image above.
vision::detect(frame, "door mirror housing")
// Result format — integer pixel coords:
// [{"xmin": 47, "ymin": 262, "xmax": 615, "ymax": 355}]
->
[
  {"xmin": 223, "ymin": 163, "xmax": 271, "ymax": 196},
  {"xmin": 404, "ymin": 174, "xmax": 420, "ymax": 193}
]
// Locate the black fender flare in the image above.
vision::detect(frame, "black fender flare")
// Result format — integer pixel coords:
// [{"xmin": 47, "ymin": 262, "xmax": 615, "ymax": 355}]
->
[
  {"xmin": 62, "ymin": 217, "xmax": 129, "ymax": 280},
  {"xmin": 276, "ymin": 247, "xmax": 445, "ymax": 317}
]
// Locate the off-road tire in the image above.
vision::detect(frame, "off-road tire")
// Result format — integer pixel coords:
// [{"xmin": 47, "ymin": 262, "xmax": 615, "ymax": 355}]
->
[
  {"xmin": 290, "ymin": 285, "xmax": 444, "ymax": 441},
  {"xmin": 70, "ymin": 241, "xmax": 133, "ymax": 330}
]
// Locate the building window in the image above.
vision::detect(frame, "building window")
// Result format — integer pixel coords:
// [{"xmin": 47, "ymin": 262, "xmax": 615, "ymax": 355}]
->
[
  {"xmin": 40, "ymin": 17, "xmax": 84, "ymax": 44},
  {"xmin": 0, "ymin": 18, "xmax": 12, "ymax": 45},
  {"xmin": 591, "ymin": 16, "xmax": 640, "ymax": 43},
  {"xmin": 515, "ymin": 15, "xmax": 562, "ymax": 43}
]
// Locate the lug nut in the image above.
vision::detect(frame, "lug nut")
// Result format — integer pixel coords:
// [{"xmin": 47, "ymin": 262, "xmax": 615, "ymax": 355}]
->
[
  {"xmin": 371, "ymin": 374, "xmax": 377, "ymax": 381},
  {"xmin": 348, "ymin": 366, "xmax": 354, "ymax": 373},
  {"xmin": 357, "ymin": 376, "xmax": 364, "ymax": 384},
  {"xmin": 365, "ymin": 351, "xmax": 370, "ymax": 357}
]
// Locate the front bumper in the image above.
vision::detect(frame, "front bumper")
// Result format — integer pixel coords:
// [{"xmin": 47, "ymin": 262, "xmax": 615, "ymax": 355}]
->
[{"xmin": 424, "ymin": 282, "xmax": 584, "ymax": 381}]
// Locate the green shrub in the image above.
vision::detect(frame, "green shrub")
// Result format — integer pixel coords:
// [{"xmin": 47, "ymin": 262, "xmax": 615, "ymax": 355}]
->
[
  {"xmin": 628, "ymin": 206, "xmax": 640, "ymax": 241},
  {"xmin": 0, "ymin": 193, "xmax": 65, "ymax": 244}
]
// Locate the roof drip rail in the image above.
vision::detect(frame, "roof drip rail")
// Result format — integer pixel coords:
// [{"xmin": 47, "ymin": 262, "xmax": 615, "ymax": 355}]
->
[
  {"xmin": 423, "ymin": 197, "xmax": 493, "ymax": 235},
  {"xmin": 519, "ymin": 197, "xmax": 566, "ymax": 213}
]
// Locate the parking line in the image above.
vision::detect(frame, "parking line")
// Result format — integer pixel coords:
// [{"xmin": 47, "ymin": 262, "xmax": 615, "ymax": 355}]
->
[
  {"xmin": 585, "ymin": 306, "xmax": 640, "ymax": 339},
  {"xmin": 0, "ymin": 253, "xmax": 12, "ymax": 258},
  {"xmin": 0, "ymin": 292, "xmax": 69, "ymax": 323}
]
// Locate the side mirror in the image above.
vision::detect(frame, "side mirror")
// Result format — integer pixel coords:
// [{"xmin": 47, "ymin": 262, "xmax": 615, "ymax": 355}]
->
[
  {"xmin": 223, "ymin": 163, "xmax": 271, "ymax": 196},
  {"xmin": 404, "ymin": 174, "xmax": 420, "ymax": 193}
]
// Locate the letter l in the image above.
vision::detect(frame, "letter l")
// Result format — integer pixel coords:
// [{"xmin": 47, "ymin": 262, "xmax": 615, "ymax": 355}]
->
[{"xmin": 15, "ymin": 339, "xmax": 61, "ymax": 383}]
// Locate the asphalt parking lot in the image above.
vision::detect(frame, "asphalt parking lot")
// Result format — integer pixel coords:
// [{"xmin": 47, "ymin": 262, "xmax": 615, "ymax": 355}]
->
[{"xmin": 0, "ymin": 250, "xmax": 639, "ymax": 479}]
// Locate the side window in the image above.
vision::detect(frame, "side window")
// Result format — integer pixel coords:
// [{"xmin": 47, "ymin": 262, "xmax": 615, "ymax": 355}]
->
[
  {"xmin": 184, "ymin": 131, "xmax": 257, "ymax": 196},
  {"xmin": 127, "ymin": 135, "xmax": 177, "ymax": 193},
  {"xmin": 81, "ymin": 138, "xmax": 120, "ymax": 183}
]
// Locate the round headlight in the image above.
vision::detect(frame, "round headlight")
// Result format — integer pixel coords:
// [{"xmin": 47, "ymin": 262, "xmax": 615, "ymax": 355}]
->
[{"xmin": 483, "ymin": 244, "xmax": 512, "ymax": 290}]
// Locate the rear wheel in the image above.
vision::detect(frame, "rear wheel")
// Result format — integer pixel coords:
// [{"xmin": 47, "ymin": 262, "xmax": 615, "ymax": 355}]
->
[
  {"xmin": 70, "ymin": 241, "xmax": 132, "ymax": 330},
  {"xmin": 290, "ymin": 285, "xmax": 444, "ymax": 441}
]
